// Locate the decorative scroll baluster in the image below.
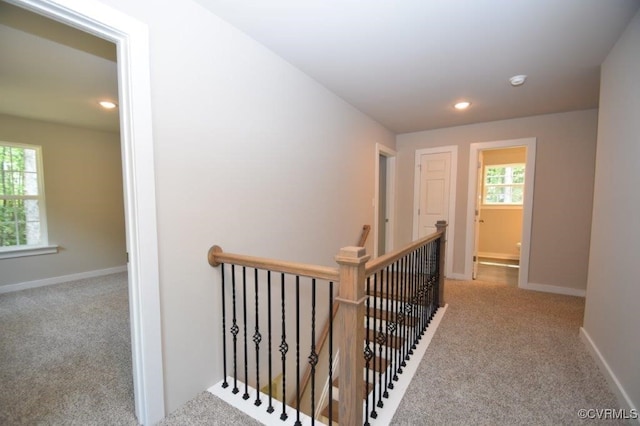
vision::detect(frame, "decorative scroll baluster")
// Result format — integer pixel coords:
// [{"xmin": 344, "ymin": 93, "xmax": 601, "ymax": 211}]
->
[
  {"xmin": 267, "ymin": 271, "xmax": 274, "ymax": 413},
  {"xmin": 328, "ymin": 281, "xmax": 334, "ymax": 426},
  {"xmin": 295, "ymin": 276, "xmax": 301, "ymax": 426},
  {"xmin": 231, "ymin": 265, "xmax": 239, "ymax": 394},
  {"xmin": 376, "ymin": 270, "xmax": 385, "ymax": 409},
  {"xmin": 386, "ymin": 263, "xmax": 396, "ymax": 390},
  {"xmin": 409, "ymin": 250, "xmax": 420, "ymax": 355},
  {"xmin": 221, "ymin": 264, "xmax": 229, "ymax": 388},
  {"xmin": 404, "ymin": 256, "xmax": 412, "ymax": 362},
  {"xmin": 253, "ymin": 268, "xmax": 262, "ymax": 406},
  {"xmin": 394, "ymin": 257, "xmax": 403, "ymax": 377},
  {"xmin": 364, "ymin": 276, "xmax": 372, "ymax": 426},
  {"xmin": 279, "ymin": 273, "xmax": 288, "ymax": 421},
  {"xmin": 242, "ymin": 267, "xmax": 250, "ymax": 400},
  {"xmin": 308, "ymin": 279, "xmax": 318, "ymax": 425},
  {"xmin": 370, "ymin": 273, "xmax": 377, "ymax": 419}
]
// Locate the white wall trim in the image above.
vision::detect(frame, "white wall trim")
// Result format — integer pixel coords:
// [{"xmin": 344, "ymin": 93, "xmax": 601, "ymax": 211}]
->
[
  {"xmin": 465, "ymin": 138, "xmax": 536, "ymax": 290},
  {"xmin": 580, "ymin": 328, "xmax": 638, "ymax": 419},
  {"xmin": 446, "ymin": 273, "xmax": 469, "ymax": 281},
  {"xmin": 374, "ymin": 144, "xmax": 397, "ymax": 257},
  {"xmin": 412, "ymin": 146, "xmax": 457, "ymax": 277},
  {"xmin": 520, "ymin": 282, "xmax": 585, "ymax": 297},
  {"xmin": 8, "ymin": 0, "xmax": 165, "ymax": 424},
  {"xmin": 0, "ymin": 266, "xmax": 127, "ymax": 294}
]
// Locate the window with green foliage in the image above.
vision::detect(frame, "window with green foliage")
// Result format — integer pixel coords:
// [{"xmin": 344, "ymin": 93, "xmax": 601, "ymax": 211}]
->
[
  {"xmin": 1, "ymin": 142, "xmax": 48, "ymax": 248},
  {"xmin": 483, "ymin": 163, "xmax": 525, "ymax": 205}
]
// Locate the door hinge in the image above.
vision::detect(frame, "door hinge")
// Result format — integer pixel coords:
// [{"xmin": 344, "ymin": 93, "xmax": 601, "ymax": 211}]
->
[{"xmin": 126, "ymin": 252, "xmax": 129, "ymax": 263}]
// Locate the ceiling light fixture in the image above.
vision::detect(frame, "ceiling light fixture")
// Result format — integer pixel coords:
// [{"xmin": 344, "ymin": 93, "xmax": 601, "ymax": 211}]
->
[
  {"xmin": 98, "ymin": 100, "xmax": 117, "ymax": 109},
  {"xmin": 454, "ymin": 101, "xmax": 471, "ymax": 110},
  {"xmin": 509, "ymin": 75, "xmax": 527, "ymax": 87}
]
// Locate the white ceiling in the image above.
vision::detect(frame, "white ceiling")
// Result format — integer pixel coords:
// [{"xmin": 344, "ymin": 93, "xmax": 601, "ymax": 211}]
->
[
  {"xmin": 1, "ymin": 0, "xmax": 639, "ymax": 134},
  {"xmin": 194, "ymin": 0, "xmax": 640, "ymax": 133},
  {"xmin": 0, "ymin": 1, "xmax": 119, "ymax": 133}
]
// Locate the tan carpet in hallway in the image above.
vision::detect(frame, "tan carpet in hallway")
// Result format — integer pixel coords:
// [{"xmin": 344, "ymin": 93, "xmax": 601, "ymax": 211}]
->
[{"xmin": 390, "ymin": 279, "xmax": 622, "ymax": 425}]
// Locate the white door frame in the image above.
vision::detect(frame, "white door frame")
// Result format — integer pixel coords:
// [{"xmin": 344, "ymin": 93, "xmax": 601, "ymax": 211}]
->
[
  {"xmin": 412, "ymin": 146, "xmax": 457, "ymax": 277},
  {"xmin": 9, "ymin": 0, "xmax": 165, "ymax": 424},
  {"xmin": 465, "ymin": 138, "xmax": 536, "ymax": 289},
  {"xmin": 374, "ymin": 144, "xmax": 396, "ymax": 256}
]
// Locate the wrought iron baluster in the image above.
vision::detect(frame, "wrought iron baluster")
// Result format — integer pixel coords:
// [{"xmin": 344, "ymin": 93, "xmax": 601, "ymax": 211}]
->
[
  {"xmin": 309, "ymin": 279, "xmax": 318, "ymax": 425},
  {"xmin": 401, "ymin": 256, "xmax": 409, "ymax": 367},
  {"xmin": 279, "ymin": 273, "xmax": 288, "ymax": 421},
  {"xmin": 409, "ymin": 250, "xmax": 417, "ymax": 353},
  {"xmin": 231, "ymin": 265, "xmax": 239, "ymax": 394},
  {"xmin": 295, "ymin": 276, "xmax": 301, "ymax": 426},
  {"xmin": 364, "ymin": 276, "xmax": 372, "ymax": 426},
  {"xmin": 221, "ymin": 263, "xmax": 228, "ymax": 388},
  {"xmin": 328, "ymin": 281, "xmax": 334, "ymax": 426},
  {"xmin": 370, "ymin": 273, "xmax": 377, "ymax": 419},
  {"xmin": 405, "ymin": 255, "xmax": 413, "ymax": 361},
  {"xmin": 242, "ymin": 267, "xmax": 250, "ymax": 400},
  {"xmin": 253, "ymin": 268, "xmax": 262, "ymax": 406},
  {"xmin": 267, "ymin": 271, "xmax": 274, "ymax": 413},
  {"xmin": 395, "ymin": 257, "xmax": 404, "ymax": 376},
  {"xmin": 376, "ymin": 270, "xmax": 385, "ymax": 409},
  {"xmin": 385, "ymin": 263, "xmax": 395, "ymax": 391}
]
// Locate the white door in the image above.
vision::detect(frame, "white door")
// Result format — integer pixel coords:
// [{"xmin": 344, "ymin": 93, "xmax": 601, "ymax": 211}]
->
[{"xmin": 417, "ymin": 152, "xmax": 451, "ymax": 237}]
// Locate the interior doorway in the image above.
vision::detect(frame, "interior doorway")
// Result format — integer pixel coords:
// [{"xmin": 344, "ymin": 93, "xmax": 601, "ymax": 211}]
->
[
  {"xmin": 474, "ymin": 147, "xmax": 526, "ymax": 286},
  {"xmin": 9, "ymin": 0, "xmax": 165, "ymax": 424},
  {"xmin": 374, "ymin": 144, "xmax": 396, "ymax": 257},
  {"xmin": 465, "ymin": 138, "xmax": 536, "ymax": 289}
]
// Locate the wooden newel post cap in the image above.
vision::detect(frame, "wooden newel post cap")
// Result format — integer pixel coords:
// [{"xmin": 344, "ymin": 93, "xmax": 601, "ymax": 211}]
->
[
  {"xmin": 208, "ymin": 245, "xmax": 223, "ymax": 267},
  {"xmin": 335, "ymin": 246, "xmax": 370, "ymax": 265}
]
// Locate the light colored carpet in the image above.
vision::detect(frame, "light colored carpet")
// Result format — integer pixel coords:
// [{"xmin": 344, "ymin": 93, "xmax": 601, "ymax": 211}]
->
[
  {"xmin": 1, "ymin": 275, "xmax": 622, "ymax": 425},
  {"xmin": 391, "ymin": 279, "xmax": 623, "ymax": 425},
  {"xmin": 0, "ymin": 272, "xmax": 138, "ymax": 425}
]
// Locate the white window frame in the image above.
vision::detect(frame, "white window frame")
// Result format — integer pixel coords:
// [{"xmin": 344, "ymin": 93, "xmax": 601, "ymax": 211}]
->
[
  {"xmin": 482, "ymin": 163, "xmax": 525, "ymax": 206},
  {"xmin": 0, "ymin": 141, "xmax": 57, "ymax": 259}
]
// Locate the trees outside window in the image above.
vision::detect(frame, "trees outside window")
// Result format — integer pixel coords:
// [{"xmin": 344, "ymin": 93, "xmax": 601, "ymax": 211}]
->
[
  {"xmin": 0, "ymin": 142, "xmax": 48, "ymax": 248},
  {"xmin": 483, "ymin": 163, "xmax": 525, "ymax": 205}
]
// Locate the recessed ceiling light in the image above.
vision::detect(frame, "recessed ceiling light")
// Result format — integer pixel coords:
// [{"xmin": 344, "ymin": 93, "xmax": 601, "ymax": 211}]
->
[
  {"xmin": 98, "ymin": 101, "xmax": 117, "ymax": 109},
  {"xmin": 509, "ymin": 75, "xmax": 527, "ymax": 86},
  {"xmin": 454, "ymin": 101, "xmax": 471, "ymax": 110}
]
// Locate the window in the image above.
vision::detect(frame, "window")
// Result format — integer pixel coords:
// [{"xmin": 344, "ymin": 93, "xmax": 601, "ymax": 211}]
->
[
  {"xmin": 483, "ymin": 163, "xmax": 525, "ymax": 205},
  {"xmin": 1, "ymin": 142, "xmax": 52, "ymax": 255}
]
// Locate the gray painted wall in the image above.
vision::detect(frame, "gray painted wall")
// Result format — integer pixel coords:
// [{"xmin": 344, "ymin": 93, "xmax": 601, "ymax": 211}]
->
[
  {"xmin": 584, "ymin": 10, "xmax": 640, "ymax": 411},
  {"xmin": 79, "ymin": 0, "xmax": 396, "ymax": 414},
  {"xmin": 0, "ymin": 114, "xmax": 126, "ymax": 287},
  {"xmin": 396, "ymin": 109, "xmax": 598, "ymax": 291}
]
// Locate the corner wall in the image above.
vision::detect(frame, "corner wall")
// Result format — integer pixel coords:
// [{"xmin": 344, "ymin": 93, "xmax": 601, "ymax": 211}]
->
[
  {"xmin": 583, "ymin": 10, "xmax": 640, "ymax": 411},
  {"xmin": 396, "ymin": 109, "xmax": 598, "ymax": 292},
  {"xmin": 0, "ymin": 114, "xmax": 126, "ymax": 288}
]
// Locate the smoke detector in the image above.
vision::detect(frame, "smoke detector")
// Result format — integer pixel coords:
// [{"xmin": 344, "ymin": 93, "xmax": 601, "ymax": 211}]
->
[{"xmin": 509, "ymin": 75, "xmax": 527, "ymax": 87}]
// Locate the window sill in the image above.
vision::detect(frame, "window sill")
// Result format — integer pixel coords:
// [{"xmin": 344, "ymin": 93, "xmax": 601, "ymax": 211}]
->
[
  {"xmin": 0, "ymin": 245, "xmax": 59, "ymax": 260},
  {"xmin": 481, "ymin": 204, "xmax": 523, "ymax": 210}
]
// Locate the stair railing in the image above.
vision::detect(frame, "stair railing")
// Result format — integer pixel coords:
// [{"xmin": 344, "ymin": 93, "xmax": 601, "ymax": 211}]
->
[{"xmin": 208, "ymin": 220, "xmax": 447, "ymax": 426}]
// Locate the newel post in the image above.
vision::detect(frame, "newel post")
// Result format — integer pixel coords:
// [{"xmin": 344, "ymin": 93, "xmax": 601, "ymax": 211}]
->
[
  {"xmin": 335, "ymin": 246, "xmax": 370, "ymax": 426},
  {"xmin": 435, "ymin": 220, "xmax": 448, "ymax": 307}
]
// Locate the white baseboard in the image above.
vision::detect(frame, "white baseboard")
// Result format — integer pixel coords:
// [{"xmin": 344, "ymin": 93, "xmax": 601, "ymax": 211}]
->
[
  {"xmin": 519, "ymin": 282, "xmax": 586, "ymax": 297},
  {"xmin": 580, "ymin": 327, "xmax": 638, "ymax": 422},
  {"xmin": 478, "ymin": 252, "xmax": 520, "ymax": 261},
  {"xmin": 446, "ymin": 272, "xmax": 470, "ymax": 281},
  {"xmin": 0, "ymin": 265, "xmax": 128, "ymax": 294}
]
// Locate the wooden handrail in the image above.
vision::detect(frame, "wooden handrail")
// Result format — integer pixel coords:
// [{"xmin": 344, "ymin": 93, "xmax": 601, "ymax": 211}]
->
[
  {"xmin": 365, "ymin": 225, "xmax": 444, "ymax": 277},
  {"xmin": 357, "ymin": 224, "xmax": 371, "ymax": 247},
  {"xmin": 208, "ymin": 245, "xmax": 340, "ymax": 281}
]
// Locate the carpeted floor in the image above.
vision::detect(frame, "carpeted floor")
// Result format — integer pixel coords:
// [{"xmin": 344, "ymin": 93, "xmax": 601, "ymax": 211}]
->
[
  {"xmin": 1, "ymin": 275, "xmax": 623, "ymax": 425},
  {"xmin": 0, "ymin": 272, "xmax": 138, "ymax": 425},
  {"xmin": 391, "ymin": 280, "xmax": 623, "ymax": 425}
]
